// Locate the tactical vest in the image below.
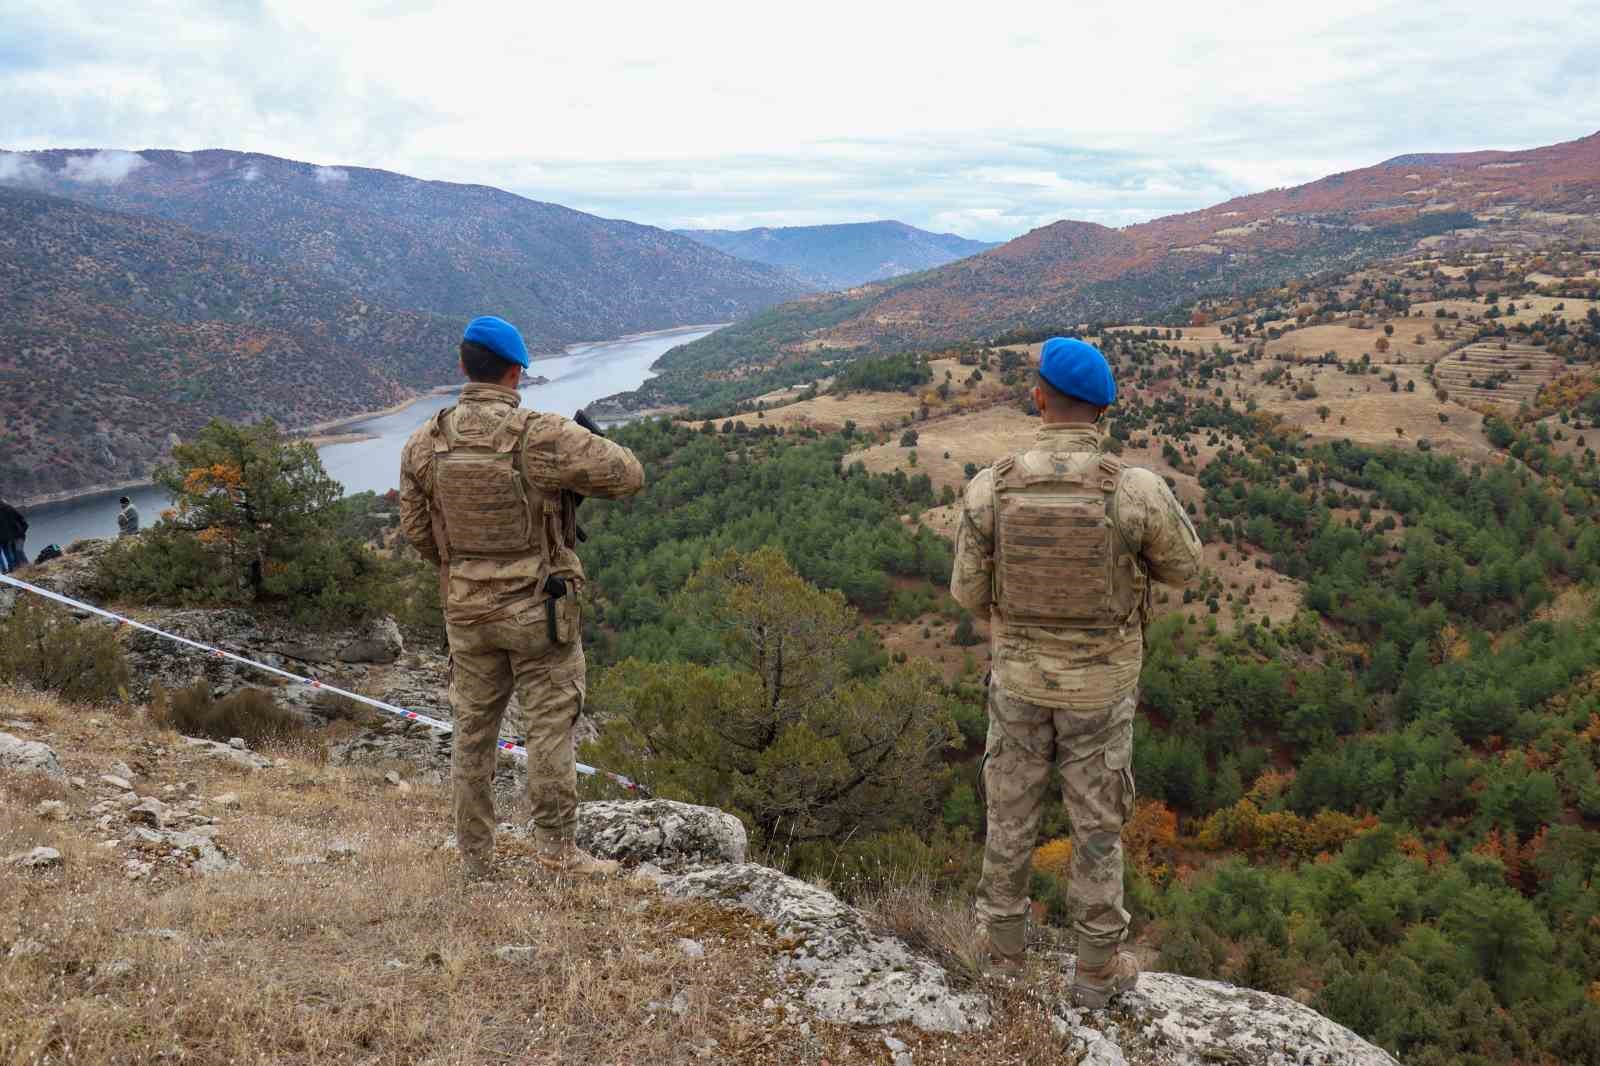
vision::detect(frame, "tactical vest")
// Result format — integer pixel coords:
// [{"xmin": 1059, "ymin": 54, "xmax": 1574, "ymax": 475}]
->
[
  {"xmin": 992, "ymin": 452, "xmax": 1146, "ymax": 628},
  {"xmin": 428, "ymin": 405, "xmax": 550, "ymax": 562}
]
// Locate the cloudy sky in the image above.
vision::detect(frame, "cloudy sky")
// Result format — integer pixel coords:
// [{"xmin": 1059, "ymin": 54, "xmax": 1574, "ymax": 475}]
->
[{"xmin": 2, "ymin": 0, "xmax": 1596, "ymax": 241}]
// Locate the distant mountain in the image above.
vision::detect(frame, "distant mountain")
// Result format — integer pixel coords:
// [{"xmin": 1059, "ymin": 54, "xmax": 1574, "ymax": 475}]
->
[
  {"xmin": 676, "ymin": 221, "xmax": 996, "ymax": 289},
  {"xmin": 614, "ymin": 130, "xmax": 1600, "ymax": 412},
  {"xmin": 1, "ymin": 148, "xmax": 807, "ymax": 354},
  {"xmin": 0, "ymin": 184, "xmax": 463, "ymax": 500},
  {"xmin": 0, "ymin": 147, "xmax": 812, "ymax": 500}
]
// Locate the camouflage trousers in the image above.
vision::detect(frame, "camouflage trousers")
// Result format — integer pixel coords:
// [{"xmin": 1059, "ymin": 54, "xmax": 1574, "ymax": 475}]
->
[
  {"xmin": 446, "ymin": 601, "xmax": 587, "ymax": 868},
  {"xmin": 976, "ymin": 685, "xmax": 1137, "ymax": 966}
]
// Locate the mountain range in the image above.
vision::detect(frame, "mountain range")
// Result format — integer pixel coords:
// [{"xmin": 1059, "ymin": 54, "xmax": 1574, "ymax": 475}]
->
[
  {"xmin": 0, "ymin": 148, "xmax": 810, "ymax": 501},
  {"xmin": 675, "ymin": 220, "xmax": 995, "ymax": 289},
  {"xmin": 614, "ymin": 130, "xmax": 1600, "ymax": 411}
]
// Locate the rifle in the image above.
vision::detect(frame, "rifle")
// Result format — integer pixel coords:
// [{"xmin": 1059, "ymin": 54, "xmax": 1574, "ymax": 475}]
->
[
  {"xmin": 543, "ymin": 409, "xmax": 608, "ymax": 637},
  {"xmin": 565, "ymin": 408, "xmax": 607, "ymax": 544}
]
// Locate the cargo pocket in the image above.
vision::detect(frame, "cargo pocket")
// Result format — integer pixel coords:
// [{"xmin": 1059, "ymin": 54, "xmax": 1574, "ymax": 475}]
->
[
  {"xmin": 550, "ymin": 655, "xmax": 587, "ymax": 724},
  {"xmin": 554, "ymin": 591, "xmax": 581, "ymax": 646},
  {"xmin": 1102, "ymin": 732, "xmax": 1136, "ymax": 823}
]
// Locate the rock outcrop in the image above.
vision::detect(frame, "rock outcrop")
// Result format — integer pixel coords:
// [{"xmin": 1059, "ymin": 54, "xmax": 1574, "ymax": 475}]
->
[
  {"xmin": 646, "ymin": 861, "xmax": 991, "ymax": 1034},
  {"xmin": 577, "ymin": 799, "xmax": 747, "ymax": 868},
  {"xmin": 584, "ymin": 800, "xmax": 1399, "ymax": 1064},
  {"xmin": 0, "ymin": 731, "xmax": 65, "ymax": 778}
]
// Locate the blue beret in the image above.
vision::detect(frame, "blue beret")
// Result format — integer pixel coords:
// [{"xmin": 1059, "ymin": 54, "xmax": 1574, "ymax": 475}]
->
[
  {"xmin": 1039, "ymin": 337, "xmax": 1116, "ymax": 406},
  {"xmin": 463, "ymin": 315, "xmax": 530, "ymax": 368}
]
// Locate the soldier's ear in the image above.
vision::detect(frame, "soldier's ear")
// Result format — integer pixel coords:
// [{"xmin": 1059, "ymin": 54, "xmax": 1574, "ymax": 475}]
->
[{"xmin": 1031, "ymin": 385, "xmax": 1045, "ymax": 416}]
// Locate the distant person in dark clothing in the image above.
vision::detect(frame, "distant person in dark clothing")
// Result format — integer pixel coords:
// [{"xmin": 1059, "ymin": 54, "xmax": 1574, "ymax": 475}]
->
[
  {"xmin": 0, "ymin": 497, "xmax": 26, "ymax": 573},
  {"xmin": 117, "ymin": 496, "xmax": 141, "ymax": 538}
]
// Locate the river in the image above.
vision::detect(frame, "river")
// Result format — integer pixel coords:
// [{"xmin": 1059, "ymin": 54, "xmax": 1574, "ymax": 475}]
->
[{"xmin": 22, "ymin": 325, "xmax": 717, "ymax": 551}]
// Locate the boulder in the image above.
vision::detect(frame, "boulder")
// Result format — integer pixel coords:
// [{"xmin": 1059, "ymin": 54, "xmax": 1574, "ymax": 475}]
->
[
  {"xmin": 337, "ymin": 617, "xmax": 404, "ymax": 664},
  {"xmin": 653, "ymin": 862, "xmax": 989, "ymax": 1034},
  {"xmin": 0, "ymin": 732, "xmax": 65, "ymax": 779},
  {"xmin": 1063, "ymin": 969, "xmax": 1402, "ymax": 1066},
  {"xmin": 9, "ymin": 846, "xmax": 63, "ymax": 870},
  {"xmin": 179, "ymin": 736, "xmax": 273, "ymax": 771},
  {"xmin": 126, "ymin": 798, "xmax": 168, "ymax": 827},
  {"xmin": 578, "ymin": 799, "xmax": 748, "ymax": 869}
]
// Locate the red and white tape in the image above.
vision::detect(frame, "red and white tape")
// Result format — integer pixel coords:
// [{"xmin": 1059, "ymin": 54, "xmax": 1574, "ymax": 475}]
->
[{"xmin": 0, "ymin": 572, "xmax": 641, "ymax": 792}]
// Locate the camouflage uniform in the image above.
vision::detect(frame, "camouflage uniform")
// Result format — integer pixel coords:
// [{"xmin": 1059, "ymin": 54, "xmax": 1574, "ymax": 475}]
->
[
  {"xmin": 951, "ymin": 423, "xmax": 1201, "ymax": 966},
  {"xmin": 399, "ymin": 383, "xmax": 644, "ymax": 870}
]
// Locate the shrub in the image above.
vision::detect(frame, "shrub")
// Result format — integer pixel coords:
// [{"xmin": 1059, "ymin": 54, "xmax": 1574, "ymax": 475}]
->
[
  {"xmin": 150, "ymin": 683, "xmax": 304, "ymax": 744},
  {"xmin": 0, "ymin": 598, "xmax": 129, "ymax": 704}
]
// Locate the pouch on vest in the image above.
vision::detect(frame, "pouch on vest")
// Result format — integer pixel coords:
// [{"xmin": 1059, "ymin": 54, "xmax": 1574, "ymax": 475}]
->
[
  {"xmin": 430, "ymin": 407, "xmax": 545, "ymax": 561},
  {"xmin": 993, "ymin": 453, "xmax": 1145, "ymax": 628}
]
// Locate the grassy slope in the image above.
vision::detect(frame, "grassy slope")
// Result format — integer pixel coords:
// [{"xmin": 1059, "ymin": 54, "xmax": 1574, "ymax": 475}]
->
[{"xmin": 0, "ymin": 685, "xmax": 1077, "ymax": 1065}]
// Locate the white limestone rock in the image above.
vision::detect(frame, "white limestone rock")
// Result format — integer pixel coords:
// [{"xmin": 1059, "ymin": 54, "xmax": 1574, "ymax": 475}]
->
[
  {"xmin": 1093, "ymin": 970, "xmax": 1402, "ymax": 1066},
  {"xmin": 577, "ymin": 799, "xmax": 748, "ymax": 870},
  {"xmin": 0, "ymin": 732, "xmax": 65, "ymax": 778},
  {"xmin": 655, "ymin": 862, "xmax": 989, "ymax": 1034},
  {"xmin": 179, "ymin": 736, "xmax": 272, "ymax": 771}
]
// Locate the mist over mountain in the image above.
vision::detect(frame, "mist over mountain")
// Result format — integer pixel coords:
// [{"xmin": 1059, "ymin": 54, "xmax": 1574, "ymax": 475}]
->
[
  {"xmin": 675, "ymin": 220, "xmax": 996, "ymax": 290},
  {"xmin": 2, "ymin": 149, "xmax": 808, "ymax": 351},
  {"xmin": 0, "ymin": 147, "xmax": 811, "ymax": 501}
]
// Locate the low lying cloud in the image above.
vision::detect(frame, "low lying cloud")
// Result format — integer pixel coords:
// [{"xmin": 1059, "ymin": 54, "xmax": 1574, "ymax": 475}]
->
[
  {"xmin": 0, "ymin": 152, "xmax": 46, "ymax": 184},
  {"xmin": 240, "ymin": 162, "xmax": 262, "ymax": 182},
  {"xmin": 60, "ymin": 149, "xmax": 148, "ymax": 184},
  {"xmin": 313, "ymin": 165, "xmax": 348, "ymax": 184}
]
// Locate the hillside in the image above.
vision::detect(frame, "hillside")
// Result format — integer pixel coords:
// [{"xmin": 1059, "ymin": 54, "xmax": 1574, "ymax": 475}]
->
[
  {"xmin": 676, "ymin": 220, "xmax": 995, "ymax": 289},
  {"xmin": 611, "ymin": 130, "xmax": 1600, "ymax": 412},
  {"xmin": 0, "ymin": 185, "xmax": 459, "ymax": 499},
  {"xmin": 0, "ymin": 148, "xmax": 810, "ymax": 501},
  {"xmin": 0, "ymin": 620, "xmax": 1395, "ymax": 1065},
  {"xmin": 3, "ymin": 148, "xmax": 809, "ymax": 351}
]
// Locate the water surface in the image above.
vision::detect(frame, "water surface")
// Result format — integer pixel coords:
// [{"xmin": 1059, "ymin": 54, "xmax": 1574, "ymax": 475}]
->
[{"xmin": 23, "ymin": 326, "xmax": 715, "ymax": 550}]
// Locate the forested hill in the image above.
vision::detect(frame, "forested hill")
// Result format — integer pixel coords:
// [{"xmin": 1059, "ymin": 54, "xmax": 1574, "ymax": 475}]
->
[
  {"xmin": 676, "ymin": 220, "xmax": 996, "ymax": 289},
  {"xmin": 611, "ymin": 130, "xmax": 1600, "ymax": 412},
  {"xmin": 0, "ymin": 185, "xmax": 459, "ymax": 500},
  {"xmin": 0, "ymin": 148, "xmax": 808, "ymax": 352}
]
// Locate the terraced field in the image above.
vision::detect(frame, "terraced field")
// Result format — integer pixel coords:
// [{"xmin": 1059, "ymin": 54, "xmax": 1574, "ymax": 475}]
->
[{"xmin": 1431, "ymin": 343, "xmax": 1565, "ymax": 409}]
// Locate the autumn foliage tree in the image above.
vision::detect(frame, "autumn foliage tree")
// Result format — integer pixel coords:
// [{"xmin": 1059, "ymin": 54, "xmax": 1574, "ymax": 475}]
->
[
  {"xmin": 157, "ymin": 418, "xmax": 343, "ymax": 596},
  {"xmin": 97, "ymin": 418, "xmax": 393, "ymax": 622}
]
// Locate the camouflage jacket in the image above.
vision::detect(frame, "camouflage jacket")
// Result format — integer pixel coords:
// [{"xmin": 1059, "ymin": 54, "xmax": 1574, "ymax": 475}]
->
[
  {"xmin": 399, "ymin": 383, "xmax": 644, "ymax": 625},
  {"xmin": 951, "ymin": 423, "xmax": 1202, "ymax": 710}
]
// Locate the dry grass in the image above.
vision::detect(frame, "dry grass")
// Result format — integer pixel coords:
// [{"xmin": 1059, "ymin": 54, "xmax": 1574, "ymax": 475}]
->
[
  {"xmin": 851, "ymin": 405, "xmax": 1036, "ymax": 494},
  {"xmin": 0, "ymin": 686, "xmax": 1079, "ymax": 1065},
  {"xmin": 149, "ymin": 682, "xmax": 306, "ymax": 744}
]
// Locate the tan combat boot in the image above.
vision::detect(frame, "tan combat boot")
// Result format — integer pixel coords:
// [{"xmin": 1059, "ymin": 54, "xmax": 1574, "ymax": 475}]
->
[
  {"xmin": 1073, "ymin": 950, "xmax": 1139, "ymax": 1008},
  {"xmin": 979, "ymin": 916, "xmax": 1026, "ymax": 977},
  {"xmin": 535, "ymin": 841, "xmax": 620, "ymax": 878}
]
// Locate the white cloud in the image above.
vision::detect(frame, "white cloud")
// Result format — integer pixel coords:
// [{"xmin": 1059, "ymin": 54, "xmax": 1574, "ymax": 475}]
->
[
  {"xmin": 0, "ymin": 0, "xmax": 1595, "ymax": 240},
  {"xmin": 240, "ymin": 162, "xmax": 261, "ymax": 182},
  {"xmin": 60, "ymin": 148, "xmax": 146, "ymax": 184},
  {"xmin": 0, "ymin": 151, "xmax": 45, "ymax": 183},
  {"xmin": 313, "ymin": 165, "xmax": 348, "ymax": 184}
]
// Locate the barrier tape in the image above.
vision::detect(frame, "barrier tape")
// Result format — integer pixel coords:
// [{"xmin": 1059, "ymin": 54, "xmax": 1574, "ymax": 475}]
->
[{"xmin": 0, "ymin": 573, "xmax": 642, "ymax": 793}]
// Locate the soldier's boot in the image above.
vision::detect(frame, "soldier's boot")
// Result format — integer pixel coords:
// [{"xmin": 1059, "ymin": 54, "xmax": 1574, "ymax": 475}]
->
[
  {"xmin": 979, "ymin": 915, "xmax": 1026, "ymax": 977},
  {"xmin": 535, "ymin": 841, "xmax": 620, "ymax": 878},
  {"xmin": 1072, "ymin": 950, "xmax": 1140, "ymax": 1008}
]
